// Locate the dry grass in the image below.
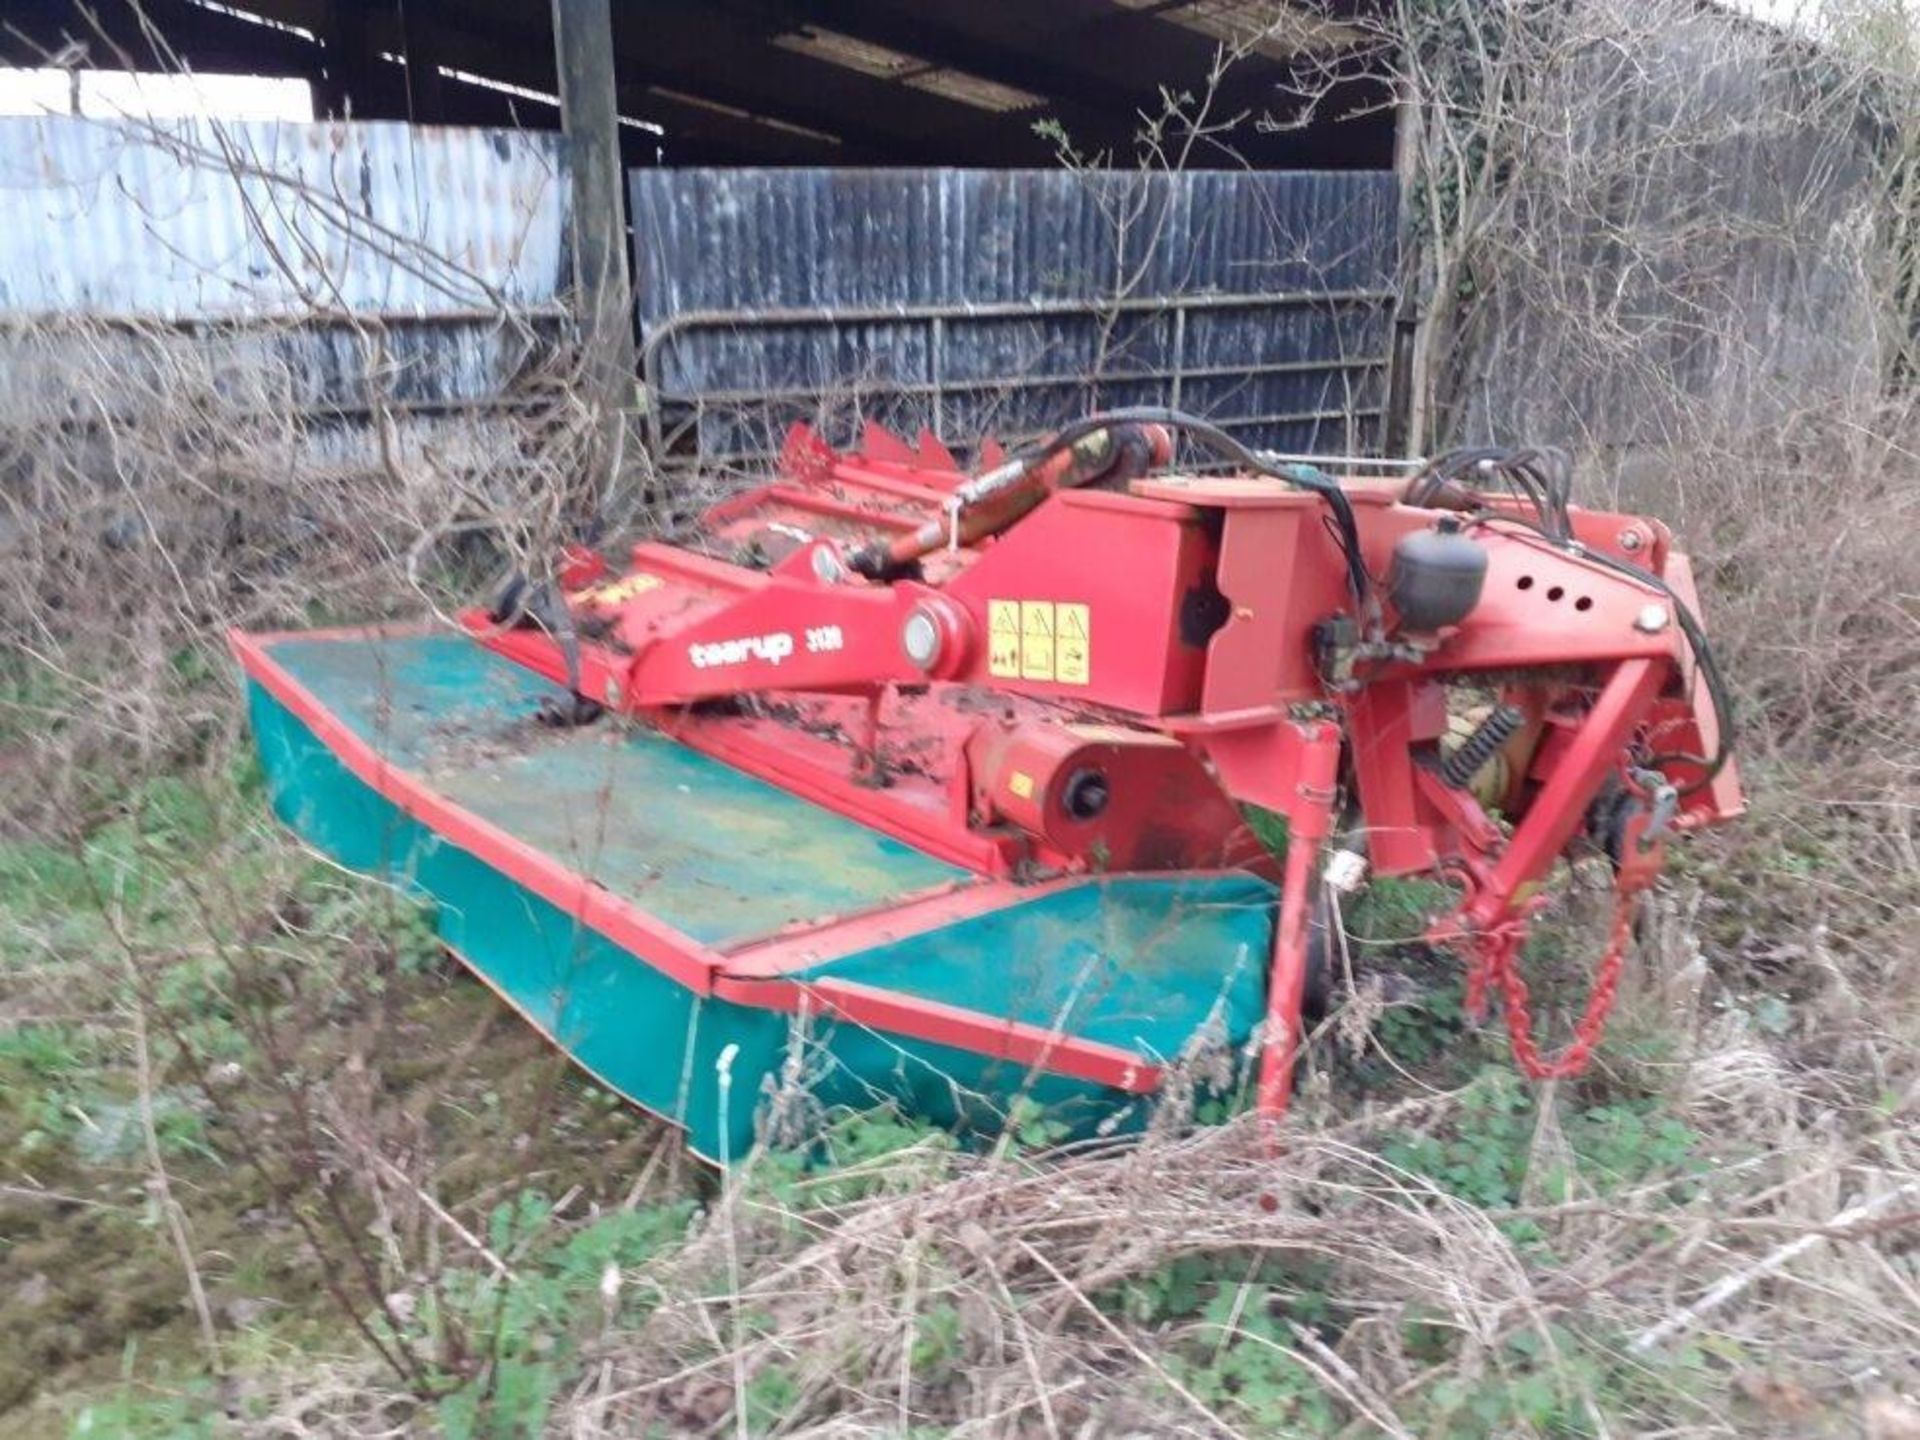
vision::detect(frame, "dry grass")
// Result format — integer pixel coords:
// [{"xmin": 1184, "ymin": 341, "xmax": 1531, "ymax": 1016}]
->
[{"xmin": 561, "ymin": 1100, "xmax": 1916, "ymax": 1437}]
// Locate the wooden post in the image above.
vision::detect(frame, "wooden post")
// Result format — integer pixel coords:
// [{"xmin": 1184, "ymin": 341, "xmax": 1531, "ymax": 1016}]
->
[
  {"xmin": 397, "ymin": 0, "xmax": 447, "ymax": 123},
  {"xmin": 1384, "ymin": 74, "xmax": 1424, "ymax": 459},
  {"xmin": 551, "ymin": 0, "xmax": 636, "ymax": 489},
  {"xmin": 316, "ymin": 0, "xmax": 374, "ymax": 120}
]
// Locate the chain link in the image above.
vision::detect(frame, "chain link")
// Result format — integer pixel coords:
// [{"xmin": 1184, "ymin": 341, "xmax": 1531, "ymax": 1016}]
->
[{"xmin": 1464, "ymin": 886, "xmax": 1641, "ymax": 1081}]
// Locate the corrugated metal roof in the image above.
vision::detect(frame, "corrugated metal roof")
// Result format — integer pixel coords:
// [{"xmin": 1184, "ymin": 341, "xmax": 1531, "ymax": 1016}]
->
[{"xmin": 0, "ymin": 117, "xmax": 569, "ymax": 319}]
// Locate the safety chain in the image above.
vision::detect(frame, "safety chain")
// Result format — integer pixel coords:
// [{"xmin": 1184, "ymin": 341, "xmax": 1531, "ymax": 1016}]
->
[{"xmin": 1464, "ymin": 885, "xmax": 1640, "ymax": 1080}]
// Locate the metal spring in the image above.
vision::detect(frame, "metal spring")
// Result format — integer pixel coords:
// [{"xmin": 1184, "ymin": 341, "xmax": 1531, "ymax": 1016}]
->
[{"xmin": 1442, "ymin": 702, "xmax": 1524, "ymax": 789}]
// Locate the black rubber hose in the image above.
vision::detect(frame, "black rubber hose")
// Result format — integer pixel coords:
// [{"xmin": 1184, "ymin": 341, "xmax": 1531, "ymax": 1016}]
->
[{"xmin": 1475, "ymin": 514, "xmax": 1736, "ymax": 793}]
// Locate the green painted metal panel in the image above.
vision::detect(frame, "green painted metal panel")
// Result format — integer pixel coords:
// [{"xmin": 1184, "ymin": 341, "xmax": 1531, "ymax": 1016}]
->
[
  {"xmin": 267, "ymin": 633, "xmax": 965, "ymax": 947},
  {"xmin": 795, "ymin": 877, "xmax": 1271, "ymax": 1064},
  {"xmin": 246, "ymin": 679, "xmax": 770, "ymax": 1157},
  {"xmin": 244, "ymin": 632, "xmax": 1279, "ymax": 1161},
  {"xmin": 250, "ymin": 676, "xmax": 1163, "ymax": 1159}
]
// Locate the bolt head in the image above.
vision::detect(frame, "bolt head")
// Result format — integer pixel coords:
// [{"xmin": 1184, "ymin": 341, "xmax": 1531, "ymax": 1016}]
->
[
  {"xmin": 901, "ymin": 609, "xmax": 942, "ymax": 669},
  {"xmin": 811, "ymin": 546, "xmax": 845, "ymax": 583},
  {"xmin": 1634, "ymin": 603, "xmax": 1670, "ymax": 634},
  {"xmin": 1618, "ymin": 528, "xmax": 1645, "ymax": 552}
]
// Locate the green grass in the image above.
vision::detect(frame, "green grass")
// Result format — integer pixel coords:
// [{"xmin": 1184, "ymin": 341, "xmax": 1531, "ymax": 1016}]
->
[
  {"xmin": 421, "ymin": 1193, "xmax": 697, "ymax": 1440},
  {"xmin": 0, "ymin": 738, "xmax": 700, "ymax": 1435},
  {"xmin": 1381, "ymin": 1067, "xmax": 1705, "ymax": 1223}
]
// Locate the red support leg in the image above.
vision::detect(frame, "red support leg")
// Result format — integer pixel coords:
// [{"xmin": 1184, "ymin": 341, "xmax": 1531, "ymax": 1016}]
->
[
  {"xmin": 1465, "ymin": 657, "xmax": 1668, "ymax": 931},
  {"xmin": 1255, "ymin": 721, "xmax": 1341, "ymax": 1124}
]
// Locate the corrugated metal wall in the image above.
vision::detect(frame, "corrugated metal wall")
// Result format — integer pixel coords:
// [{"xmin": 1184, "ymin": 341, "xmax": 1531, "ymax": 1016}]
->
[
  {"xmin": 0, "ymin": 118, "xmax": 568, "ymax": 316},
  {"xmin": 1454, "ymin": 11, "xmax": 1882, "ymax": 453},
  {"xmin": 0, "ymin": 117, "xmax": 570, "ymax": 449},
  {"xmin": 631, "ymin": 168, "xmax": 1398, "ymax": 465}
]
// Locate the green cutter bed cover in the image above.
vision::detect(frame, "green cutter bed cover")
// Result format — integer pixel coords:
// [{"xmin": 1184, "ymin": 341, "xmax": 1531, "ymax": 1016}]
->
[{"xmin": 235, "ymin": 627, "xmax": 1276, "ymax": 1161}]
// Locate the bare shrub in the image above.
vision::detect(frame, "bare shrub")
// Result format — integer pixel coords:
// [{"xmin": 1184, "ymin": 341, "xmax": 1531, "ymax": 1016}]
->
[
  {"xmin": 1365, "ymin": 0, "xmax": 1918, "ymax": 1053},
  {"xmin": 0, "ymin": 103, "xmax": 653, "ymax": 1427}
]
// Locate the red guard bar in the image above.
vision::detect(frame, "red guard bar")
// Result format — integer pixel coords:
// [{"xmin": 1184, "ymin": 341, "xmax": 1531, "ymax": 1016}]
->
[{"xmin": 1466, "ymin": 656, "xmax": 1669, "ymax": 931}]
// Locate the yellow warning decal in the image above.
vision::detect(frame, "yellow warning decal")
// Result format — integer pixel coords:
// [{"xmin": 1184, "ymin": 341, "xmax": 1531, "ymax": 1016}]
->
[
  {"xmin": 1008, "ymin": 770, "xmax": 1035, "ymax": 800},
  {"xmin": 579, "ymin": 571, "xmax": 663, "ymax": 607},
  {"xmin": 988, "ymin": 599, "xmax": 1022, "ymax": 679},
  {"xmin": 986, "ymin": 599, "xmax": 1092, "ymax": 685},
  {"xmin": 1056, "ymin": 602, "xmax": 1091, "ymax": 686},
  {"xmin": 1020, "ymin": 601, "xmax": 1055, "ymax": 682}
]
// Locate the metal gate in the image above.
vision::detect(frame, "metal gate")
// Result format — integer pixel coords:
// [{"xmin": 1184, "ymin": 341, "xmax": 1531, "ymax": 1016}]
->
[{"xmin": 630, "ymin": 168, "xmax": 1397, "ymax": 469}]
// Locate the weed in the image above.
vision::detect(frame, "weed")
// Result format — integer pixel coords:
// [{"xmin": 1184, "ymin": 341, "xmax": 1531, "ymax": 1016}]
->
[
  {"xmin": 909, "ymin": 1299, "xmax": 963, "ymax": 1378},
  {"xmin": 70, "ymin": 1382, "xmax": 220, "ymax": 1439},
  {"xmin": 747, "ymin": 1105, "xmax": 956, "ymax": 1210},
  {"xmin": 0, "ymin": 1022, "xmax": 96, "ymax": 1080},
  {"xmin": 1375, "ymin": 977, "xmax": 1469, "ymax": 1068},
  {"xmin": 743, "ymin": 1363, "xmax": 801, "ymax": 1433},
  {"xmin": 1171, "ymin": 1292, "xmax": 1339, "ymax": 1433},
  {"xmin": 1383, "ymin": 1067, "xmax": 1704, "ymax": 1224},
  {"xmin": 999, "ymin": 1093, "xmax": 1071, "ymax": 1153},
  {"xmin": 418, "ymin": 1194, "xmax": 696, "ymax": 1437},
  {"xmin": 1112, "ymin": 1252, "xmax": 1222, "ymax": 1325},
  {"xmin": 1399, "ymin": 1323, "xmax": 1717, "ymax": 1438},
  {"xmin": 1124, "ymin": 1267, "xmax": 1349, "ymax": 1433},
  {"xmin": 1344, "ymin": 875, "xmax": 1454, "ymax": 949}
]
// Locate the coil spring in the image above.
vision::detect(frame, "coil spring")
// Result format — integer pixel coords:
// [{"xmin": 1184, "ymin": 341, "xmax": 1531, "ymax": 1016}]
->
[{"xmin": 1442, "ymin": 702, "xmax": 1524, "ymax": 790}]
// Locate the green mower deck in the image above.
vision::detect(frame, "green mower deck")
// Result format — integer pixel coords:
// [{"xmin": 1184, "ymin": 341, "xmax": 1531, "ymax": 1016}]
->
[{"xmin": 233, "ymin": 627, "xmax": 1276, "ymax": 1161}]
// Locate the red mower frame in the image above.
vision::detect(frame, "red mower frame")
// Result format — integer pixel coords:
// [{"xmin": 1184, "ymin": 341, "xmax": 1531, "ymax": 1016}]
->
[{"xmin": 469, "ymin": 415, "xmax": 1743, "ymax": 1124}]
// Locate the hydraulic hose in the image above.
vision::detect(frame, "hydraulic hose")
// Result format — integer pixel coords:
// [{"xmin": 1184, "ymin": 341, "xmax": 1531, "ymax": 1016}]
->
[{"xmin": 843, "ymin": 420, "xmax": 1171, "ymax": 579}]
